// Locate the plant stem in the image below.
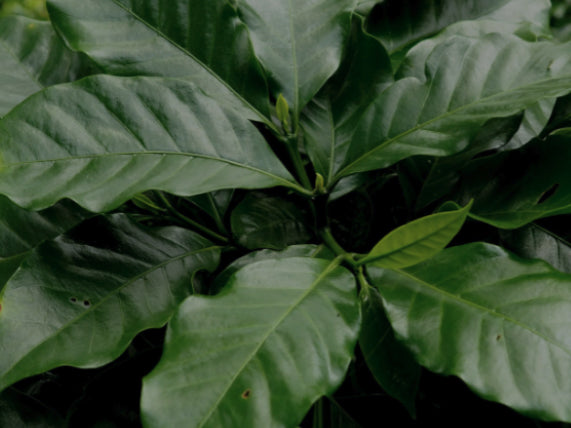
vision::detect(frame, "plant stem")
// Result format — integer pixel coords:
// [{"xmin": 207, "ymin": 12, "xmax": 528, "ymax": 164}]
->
[
  {"xmin": 157, "ymin": 192, "xmax": 229, "ymax": 244},
  {"xmin": 285, "ymin": 134, "xmax": 312, "ymax": 191}
]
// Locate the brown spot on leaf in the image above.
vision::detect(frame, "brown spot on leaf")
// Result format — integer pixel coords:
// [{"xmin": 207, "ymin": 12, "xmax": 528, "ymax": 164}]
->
[
  {"xmin": 83, "ymin": 300, "xmax": 91, "ymax": 307},
  {"xmin": 241, "ymin": 389, "xmax": 251, "ymax": 399},
  {"xmin": 70, "ymin": 297, "xmax": 77, "ymax": 303},
  {"xmin": 496, "ymin": 334, "xmax": 502, "ymax": 341}
]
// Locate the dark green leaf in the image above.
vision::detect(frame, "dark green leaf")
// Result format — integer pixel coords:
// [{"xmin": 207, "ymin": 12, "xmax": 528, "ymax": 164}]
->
[
  {"xmin": 0, "ymin": 76, "xmax": 303, "ymax": 212},
  {"xmin": 141, "ymin": 257, "xmax": 360, "ymax": 427},
  {"xmin": 370, "ymin": 242, "xmax": 571, "ymax": 422},
  {"xmin": 0, "ymin": 389, "xmax": 63, "ymax": 428},
  {"xmin": 0, "ymin": 214, "xmax": 221, "ymax": 391},
  {"xmin": 47, "ymin": 0, "xmax": 271, "ymax": 122},
  {"xmin": 231, "ymin": 192, "xmax": 313, "ymax": 250}
]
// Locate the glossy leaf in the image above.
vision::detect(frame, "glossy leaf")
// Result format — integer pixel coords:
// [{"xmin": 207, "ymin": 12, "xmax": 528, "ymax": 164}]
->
[
  {"xmin": 360, "ymin": 202, "xmax": 471, "ymax": 268},
  {"xmin": 359, "ymin": 286, "xmax": 420, "ymax": 417},
  {"xmin": 47, "ymin": 0, "xmax": 270, "ymax": 121},
  {"xmin": 334, "ymin": 34, "xmax": 571, "ymax": 180},
  {"xmin": 458, "ymin": 135, "xmax": 571, "ymax": 228},
  {"xmin": 0, "ymin": 15, "xmax": 88, "ymax": 117},
  {"xmin": 0, "ymin": 214, "xmax": 221, "ymax": 391},
  {"xmin": 237, "ymin": 0, "xmax": 355, "ymax": 122},
  {"xmin": 141, "ymin": 257, "xmax": 360, "ymax": 427},
  {"xmin": 0, "ymin": 76, "xmax": 302, "ymax": 212},
  {"xmin": 0, "ymin": 196, "xmax": 89, "ymax": 287},
  {"xmin": 370, "ymin": 243, "xmax": 571, "ymax": 422},
  {"xmin": 231, "ymin": 192, "xmax": 312, "ymax": 250}
]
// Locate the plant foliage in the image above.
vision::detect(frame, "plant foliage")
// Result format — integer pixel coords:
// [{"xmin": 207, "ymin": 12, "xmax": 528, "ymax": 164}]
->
[{"xmin": 2, "ymin": 0, "xmax": 571, "ymax": 426}]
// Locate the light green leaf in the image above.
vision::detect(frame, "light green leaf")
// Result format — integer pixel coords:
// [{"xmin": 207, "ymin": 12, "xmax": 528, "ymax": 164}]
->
[
  {"xmin": 0, "ymin": 214, "xmax": 221, "ymax": 391},
  {"xmin": 0, "ymin": 76, "xmax": 303, "ymax": 212},
  {"xmin": 237, "ymin": 0, "xmax": 355, "ymax": 124},
  {"xmin": 230, "ymin": 192, "xmax": 313, "ymax": 250},
  {"xmin": 360, "ymin": 201, "xmax": 471, "ymax": 268},
  {"xmin": 47, "ymin": 0, "xmax": 271, "ymax": 122},
  {"xmin": 0, "ymin": 15, "xmax": 88, "ymax": 117},
  {"xmin": 0, "ymin": 196, "xmax": 89, "ymax": 287},
  {"xmin": 141, "ymin": 257, "xmax": 360, "ymax": 427},
  {"xmin": 370, "ymin": 242, "xmax": 571, "ymax": 422},
  {"xmin": 334, "ymin": 34, "xmax": 571, "ymax": 180}
]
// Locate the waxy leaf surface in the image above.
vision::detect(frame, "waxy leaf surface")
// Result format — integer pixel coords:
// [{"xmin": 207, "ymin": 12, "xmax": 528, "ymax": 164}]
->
[
  {"xmin": 0, "ymin": 214, "xmax": 220, "ymax": 391},
  {"xmin": 371, "ymin": 243, "xmax": 571, "ymax": 422},
  {"xmin": 141, "ymin": 257, "xmax": 360, "ymax": 427}
]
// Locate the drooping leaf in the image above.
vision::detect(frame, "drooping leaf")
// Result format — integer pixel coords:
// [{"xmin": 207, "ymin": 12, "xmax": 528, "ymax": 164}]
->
[
  {"xmin": 0, "ymin": 76, "xmax": 303, "ymax": 212},
  {"xmin": 301, "ymin": 18, "xmax": 393, "ymax": 185},
  {"xmin": 47, "ymin": 0, "xmax": 271, "ymax": 122},
  {"xmin": 0, "ymin": 196, "xmax": 89, "ymax": 287},
  {"xmin": 333, "ymin": 34, "xmax": 571, "ymax": 180},
  {"xmin": 237, "ymin": 0, "xmax": 355, "ymax": 123},
  {"xmin": 457, "ymin": 135, "xmax": 571, "ymax": 228},
  {"xmin": 231, "ymin": 192, "xmax": 313, "ymax": 250},
  {"xmin": 0, "ymin": 15, "xmax": 88, "ymax": 117},
  {"xmin": 359, "ymin": 202, "xmax": 471, "ymax": 268},
  {"xmin": 141, "ymin": 257, "xmax": 360, "ymax": 427},
  {"xmin": 0, "ymin": 214, "xmax": 221, "ymax": 391},
  {"xmin": 500, "ymin": 223, "xmax": 571, "ymax": 274},
  {"xmin": 359, "ymin": 286, "xmax": 420, "ymax": 417},
  {"xmin": 370, "ymin": 242, "xmax": 571, "ymax": 422}
]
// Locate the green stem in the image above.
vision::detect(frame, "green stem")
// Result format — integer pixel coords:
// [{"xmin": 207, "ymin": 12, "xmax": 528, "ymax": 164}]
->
[
  {"xmin": 356, "ymin": 266, "xmax": 372, "ymax": 292},
  {"xmin": 157, "ymin": 192, "xmax": 229, "ymax": 244},
  {"xmin": 285, "ymin": 134, "xmax": 312, "ymax": 191}
]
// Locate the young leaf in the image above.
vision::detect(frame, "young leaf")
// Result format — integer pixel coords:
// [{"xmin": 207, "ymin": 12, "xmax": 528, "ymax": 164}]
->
[
  {"xmin": 359, "ymin": 202, "xmax": 471, "ymax": 268},
  {"xmin": 333, "ymin": 34, "xmax": 571, "ymax": 180},
  {"xmin": 0, "ymin": 214, "xmax": 221, "ymax": 391},
  {"xmin": 141, "ymin": 257, "xmax": 360, "ymax": 428},
  {"xmin": 0, "ymin": 15, "xmax": 88, "ymax": 117},
  {"xmin": 236, "ymin": 0, "xmax": 355, "ymax": 123},
  {"xmin": 359, "ymin": 287, "xmax": 420, "ymax": 417},
  {"xmin": 47, "ymin": 0, "xmax": 271, "ymax": 122},
  {"xmin": 370, "ymin": 243, "xmax": 571, "ymax": 422},
  {"xmin": 0, "ymin": 76, "xmax": 304, "ymax": 212}
]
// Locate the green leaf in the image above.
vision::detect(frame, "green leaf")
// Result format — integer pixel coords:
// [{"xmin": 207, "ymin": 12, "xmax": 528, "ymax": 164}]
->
[
  {"xmin": 0, "ymin": 15, "xmax": 88, "ymax": 117},
  {"xmin": 231, "ymin": 192, "xmax": 313, "ymax": 250},
  {"xmin": 366, "ymin": 0, "xmax": 549, "ymax": 55},
  {"xmin": 333, "ymin": 34, "xmax": 571, "ymax": 180},
  {"xmin": 301, "ymin": 18, "xmax": 393, "ymax": 185},
  {"xmin": 458, "ymin": 135, "xmax": 571, "ymax": 228},
  {"xmin": 0, "ymin": 76, "xmax": 303, "ymax": 212},
  {"xmin": 0, "ymin": 388, "xmax": 63, "ymax": 428},
  {"xmin": 360, "ymin": 201, "xmax": 471, "ymax": 268},
  {"xmin": 47, "ymin": 0, "xmax": 271, "ymax": 122},
  {"xmin": 141, "ymin": 257, "xmax": 360, "ymax": 427},
  {"xmin": 0, "ymin": 214, "xmax": 221, "ymax": 391},
  {"xmin": 359, "ymin": 286, "xmax": 420, "ymax": 417},
  {"xmin": 237, "ymin": 0, "xmax": 355, "ymax": 123},
  {"xmin": 370, "ymin": 242, "xmax": 571, "ymax": 422},
  {"xmin": 0, "ymin": 196, "xmax": 89, "ymax": 287}
]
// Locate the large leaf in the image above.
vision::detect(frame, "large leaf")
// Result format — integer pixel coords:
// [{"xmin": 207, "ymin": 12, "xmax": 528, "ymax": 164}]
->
[
  {"xmin": 0, "ymin": 76, "xmax": 304, "ymax": 212},
  {"xmin": 359, "ymin": 202, "xmax": 471, "ymax": 268},
  {"xmin": 0, "ymin": 214, "xmax": 221, "ymax": 391},
  {"xmin": 300, "ymin": 18, "xmax": 393, "ymax": 185},
  {"xmin": 230, "ymin": 192, "xmax": 313, "ymax": 250},
  {"xmin": 458, "ymin": 135, "xmax": 571, "ymax": 228},
  {"xmin": 47, "ymin": 0, "xmax": 270, "ymax": 122},
  {"xmin": 0, "ymin": 196, "xmax": 89, "ymax": 287},
  {"xmin": 366, "ymin": 0, "xmax": 549, "ymax": 55},
  {"xmin": 370, "ymin": 243, "xmax": 571, "ymax": 422},
  {"xmin": 333, "ymin": 34, "xmax": 571, "ymax": 180},
  {"xmin": 0, "ymin": 15, "xmax": 88, "ymax": 117},
  {"xmin": 237, "ymin": 0, "xmax": 355, "ymax": 123},
  {"xmin": 141, "ymin": 257, "xmax": 360, "ymax": 427}
]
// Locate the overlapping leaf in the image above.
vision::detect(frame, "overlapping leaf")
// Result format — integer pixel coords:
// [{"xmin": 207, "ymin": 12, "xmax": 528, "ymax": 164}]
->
[
  {"xmin": 370, "ymin": 243, "xmax": 571, "ymax": 422},
  {"xmin": 141, "ymin": 257, "xmax": 360, "ymax": 427},
  {"xmin": 0, "ymin": 76, "xmax": 302, "ymax": 212},
  {"xmin": 0, "ymin": 15, "xmax": 88, "ymax": 117},
  {"xmin": 333, "ymin": 34, "xmax": 571, "ymax": 180},
  {"xmin": 0, "ymin": 214, "xmax": 221, "ymax": 391},
  {"xmin": 47, "ymin": 0, "xmax": 270, "ymax": 121}
]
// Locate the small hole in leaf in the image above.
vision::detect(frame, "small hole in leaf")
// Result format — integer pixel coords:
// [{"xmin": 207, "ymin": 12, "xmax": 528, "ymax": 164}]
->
[
  {"xmin": 241, "ymin": 389, "xmax": 251, "ymax": 399},
  {"xmin": 83, "ymin": 300, "xmax": 91, "ymax": 307},
  {"xmin": 537, "ymin": 184, "xmax": 559, "ymax": 204},
  {"xmin": 496, "ymin": 334, "xmax": 502, "ymax": 341},
  {"xmin": 70, "ymin": 297, "xmax": 77, "ymax": 303}
]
